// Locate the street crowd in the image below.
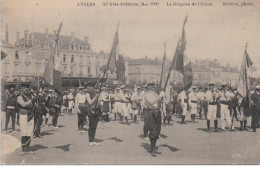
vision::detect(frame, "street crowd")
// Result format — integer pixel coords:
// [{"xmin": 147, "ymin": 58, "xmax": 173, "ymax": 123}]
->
[{"xmin": 1, "ymin": 82, "xmax": 260, "ymax": 157}]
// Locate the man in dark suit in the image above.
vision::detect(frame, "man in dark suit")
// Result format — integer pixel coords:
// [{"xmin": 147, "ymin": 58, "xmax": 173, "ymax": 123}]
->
[{"xmin": 251, "ymin": 85, "xmax": 260, "ymax": 132}]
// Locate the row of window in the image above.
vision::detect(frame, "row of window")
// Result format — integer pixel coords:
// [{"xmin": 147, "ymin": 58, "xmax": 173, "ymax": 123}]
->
[{"xmin": 62, "ymin": 54, "xmax": 106, "ymax": 63}]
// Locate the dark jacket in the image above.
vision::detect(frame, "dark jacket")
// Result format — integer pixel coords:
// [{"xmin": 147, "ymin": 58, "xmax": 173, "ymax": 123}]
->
[
  {"xmin": 251, "ymin": 91, "xmax": 260, "ymax": 112},
  {"xmin": 1, "ymin": 93, "xmax": 8, "ymax": 111},
  {"xmin": 49, "ymin": 95, "xmax": 62, "ymax": 114}
]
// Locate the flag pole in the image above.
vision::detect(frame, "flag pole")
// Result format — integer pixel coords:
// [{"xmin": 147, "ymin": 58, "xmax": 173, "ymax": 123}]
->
[
  {"xmin": 93, "ymin": 23, "xmax": 120, "ymax": 114},
  {"xmin": 163, "ymin": 41, "xmax": 178, "ymax": 91}
]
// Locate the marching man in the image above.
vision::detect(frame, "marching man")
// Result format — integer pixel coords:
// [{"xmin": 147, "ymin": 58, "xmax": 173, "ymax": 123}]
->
[
  {"xmin": 67, "ymin": 89, "xmax": 74, "ymax": 115},
  {"xmin": 143, "ymin": 81, "xmax": 162, "ymax": 157},
  {"xmin": 178, "ymin": 88, "xmax": 188, "ymax": 124},
  {"xmin": 17, "ymin": 87, "xmax": 36, "ymax": 155},
  {"xmin": 205, "ymin": 82, "xmax": 218, "ymax": 132},
  {"xmin": 219, "ymin": 83, "xmax": 234, "ymax": 131},
  {"xmin": 75, "ymin": 87, "xmax": 87, "ymax": 132},
  {"xmin": 188, "ymin": 86, "xmax": 198, "ymax": 123}
]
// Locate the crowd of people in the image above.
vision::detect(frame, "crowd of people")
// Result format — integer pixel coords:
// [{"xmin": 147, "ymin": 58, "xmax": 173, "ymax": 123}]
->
[{"xmin": 1, "ymin": 81, "xmax": 260, "ymax": 157}]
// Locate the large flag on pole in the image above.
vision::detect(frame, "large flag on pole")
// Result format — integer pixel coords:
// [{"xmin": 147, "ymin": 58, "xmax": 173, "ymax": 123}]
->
[
  {"xmin": 43, "ymin": 22, "xmax": 63, "ymax": 93},
  {"xmin": 116, "ymin": 54, "xmax": 126, "ymax": 83},
  {"xmin": 164, "ymin": 15, "xmax": 190, "ymax": 90},
  {"xmin": 237, "ymin": 43, "xmax": 253, "ymax": 107},
  {"xmin": 107, "ymin": 24, "xmax": 119, "ymax": 72},
  {"xmin": 184, "ymin": 61, "xmax": 193, "ymax": 90}
]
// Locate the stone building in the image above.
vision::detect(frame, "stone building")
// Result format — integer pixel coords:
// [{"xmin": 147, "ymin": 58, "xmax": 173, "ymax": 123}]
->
[
  {"xmin": 128, "ymin": 57, "xmax": 183, "ymax": 84},
  {"xmin": 1, "ymin": 27, "xmax": 129, "ymax": 84}
]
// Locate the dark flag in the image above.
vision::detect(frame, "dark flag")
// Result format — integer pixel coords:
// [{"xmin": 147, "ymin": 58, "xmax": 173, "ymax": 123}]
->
[
  {"xmin": 237, "ymin": 44, "xmax": 254, "ymax": 108},
  {"xmin": 43, "ymin": 22, "xmax": 63, "ymax": 94},
  {"xmin": 164, "ymin": 15, "xmax": 188, "ymax": 90},
  {"xmin": 116, "ymin": 54, "xmax": 126, "ymax": 83},
  {"xmin": 1, "ymin": 51, "xmax": 8, "ymax": 60},
  {"xmin": 184, "ymin": 61, "xmax": 193, "ymax": 90},
  {"xmin": 170, "ymin": 16, "xmax": 187, "ymax": 73},
  {"xmin": 107, "ymin": 24, "xmax": 119, "ymax": 73}
]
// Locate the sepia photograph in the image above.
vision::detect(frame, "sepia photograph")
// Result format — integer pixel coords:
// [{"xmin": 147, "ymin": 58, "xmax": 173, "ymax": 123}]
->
[{"xmin": 1, "ymin": 0, "xmax": 260, "ymax": 165}]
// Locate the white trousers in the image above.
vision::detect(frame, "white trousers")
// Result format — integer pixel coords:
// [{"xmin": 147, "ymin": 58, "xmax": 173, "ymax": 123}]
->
[
  {"xmin": 181, "ymin": 102, "xmax": 187, "ymax": 116},
  {"xmin": 220, "ymin": 104, "xmax": 233, "ymax": 130},
  {"xmin": 121, "ymin": 103, "xmax": 128, "ymax": 118},
  {"xmin": 207, "ymin": 105, "xmax": 217, "ymax": 120},
  {"xmin": 239, "ymin": 107, "xmax": 247, "ymax": 121},
  {"xmin": 113, "ymin": 102, "xmax": 122, "ymax": 114},
  {"xmin": 190, "ymin": 102, "xmax": 197, "ymax": 115},
  {"xmin": 68, "ymin": 101, "xmax": 74, "ymax": 110},
  {"xmin": 20, "ymin": 114, "xmax": 34, "ymax": 136}
]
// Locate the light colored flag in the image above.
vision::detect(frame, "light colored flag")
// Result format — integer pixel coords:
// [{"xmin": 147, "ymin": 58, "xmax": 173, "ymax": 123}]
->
[
  {"xmin": 42, "ymin": 22, "xmax": 63, "ymax": 93},
  {"xmin": 237, "ymin": 46, "xmax": 253, "ymax": 107}
]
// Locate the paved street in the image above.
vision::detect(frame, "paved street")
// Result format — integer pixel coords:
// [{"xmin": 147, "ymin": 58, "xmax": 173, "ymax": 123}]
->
[{"xmin": 1, "ymin": 113, "xmax": 260, "ymax": 164}]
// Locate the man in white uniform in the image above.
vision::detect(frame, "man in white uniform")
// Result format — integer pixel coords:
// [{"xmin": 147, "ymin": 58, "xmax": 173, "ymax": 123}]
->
[
  {"xmin": 205, "ymin": 82, "xmax": 218, "ymax": 132},
  {"xmin": 67, "ymin": 89, "xmax": 74, "ymax": 115},
  {"xmin": 178, "ymin": 88, "xmax": 188, "ymax": 124},
  {"xmin": 75, "ymin": 87, "xmax": 87, "ymax": 132},
  {"xmin": 219, "ymin": 83, "xmax": 234, "ymax": 131},
  {"xmin": 188, "ymin": 86, "xmax": 198, "ymax": 123}
]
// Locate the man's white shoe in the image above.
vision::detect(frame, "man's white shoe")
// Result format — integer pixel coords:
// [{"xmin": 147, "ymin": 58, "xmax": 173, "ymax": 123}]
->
[
  {"xmin": 143, "ymin": 137, "xmax": 149, "ymax": 141},
  {"xmin": 94, "ymin": 142, "xmax": 100, "ymax": 146},
  {"xmin": 89, "ymin": 142, "xmax": 95, "ymax": 146}
]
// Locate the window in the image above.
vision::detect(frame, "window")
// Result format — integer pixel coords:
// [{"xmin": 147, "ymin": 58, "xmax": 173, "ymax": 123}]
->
[
  {"xmin": 79, "ymin": 46, "xmax": 82, "ymax": 50},
  {"xmin": 71, "ymin": 44, "xmax": 74, "ymax": 50},
  {"xmin": 15, "ymin": 51, "xmax": 19, "ymax": 60},
  {"xmin": 63, "ymin": 54, "xmax": 66, "ymax": 62},
  {"xmin": 71, "ymin": 55, "xmax": 74, "ymax": 63},
  {"xmin": 87, "ymin": 47, "xmax": 90, "ymax": 50},
  {"xmin": 88, "ymin": 67, "xmax": 91, "ymax": 74}
]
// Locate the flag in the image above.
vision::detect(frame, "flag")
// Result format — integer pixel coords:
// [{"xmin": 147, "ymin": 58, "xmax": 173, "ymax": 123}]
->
[
  {"xmin": 116, "ymin": 54, "xmax": 126, "ymax": 83},
  {"xmin": 164, "ymin": 15, "xmax": 188, "ymax": 90},
  {"xmin": 159, "ymin": 42, "xmax": 167, "ymax": 90},
  {"xmin": 107, "ymin": 25, "xmax": 119, "ymax": 72},
  {"xmin": 237, "ymin": 48, "xmax": 253, "ymax": 107},
  {"xmin": 170, "ymin": 16, "xmax": 187, "ymax": 73},
  {"xmin": 184, "ymin": 61, "xmax": 193, "ymax": 90},
  {"xmin": 1, "ymin": 51, "xmax": 8, "ymax": 60},
  {"xmin": 42, "ymin": 22, "xmax": 63, "ymax": 94}
]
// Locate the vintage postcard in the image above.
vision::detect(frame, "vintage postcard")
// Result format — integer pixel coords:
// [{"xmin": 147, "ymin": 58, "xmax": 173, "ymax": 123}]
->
[{"xmin": 1, "ymin": 0, "xmax": 260, "ymax": 165}]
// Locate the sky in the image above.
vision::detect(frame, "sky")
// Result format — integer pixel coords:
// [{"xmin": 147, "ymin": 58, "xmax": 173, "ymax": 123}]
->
[{"xmin": 1, "ymin": 0, "xmax": 260, "ymax": 77}]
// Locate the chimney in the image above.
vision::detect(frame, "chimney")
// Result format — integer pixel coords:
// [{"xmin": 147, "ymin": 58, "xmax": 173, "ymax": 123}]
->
[
  {"xmin": 45, "ymin": 29, "xmax": 49, "ymax": 38},
  {"xmin": 84, "ymin": 36, "xmax": 89, "ymax": 43},
  {"xmin": 5, "ymin": 24, "xmax": 8, "ymax": 43},
  {"xmin": 71, "ymin": 32, "xmax": 75, "ymax": 42},
  {"xmin": 16, "ymin": 32, "xmax": 20, "ymax": 41}
]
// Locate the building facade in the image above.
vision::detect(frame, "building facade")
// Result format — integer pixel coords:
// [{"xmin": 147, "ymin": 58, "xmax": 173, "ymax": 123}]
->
[
  {"xmin": 128, "ymin": 57, "xmax": 239, "ymax": 87},
  {"xmin": 128, "ymin": 57, "xmax": 183, "ymax": 84},
  {"xmin": 1, "ymin": 27, "xmax": 129, "ymax": 84},
  {"xmin": 192, "ymin": 59, "xmax": 239, "ymax": 87}
]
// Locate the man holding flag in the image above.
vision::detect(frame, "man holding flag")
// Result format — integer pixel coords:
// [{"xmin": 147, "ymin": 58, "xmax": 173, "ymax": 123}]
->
[{"xmin": 237, "ymin": 43, "xmax": 255, "ymax": 132}]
